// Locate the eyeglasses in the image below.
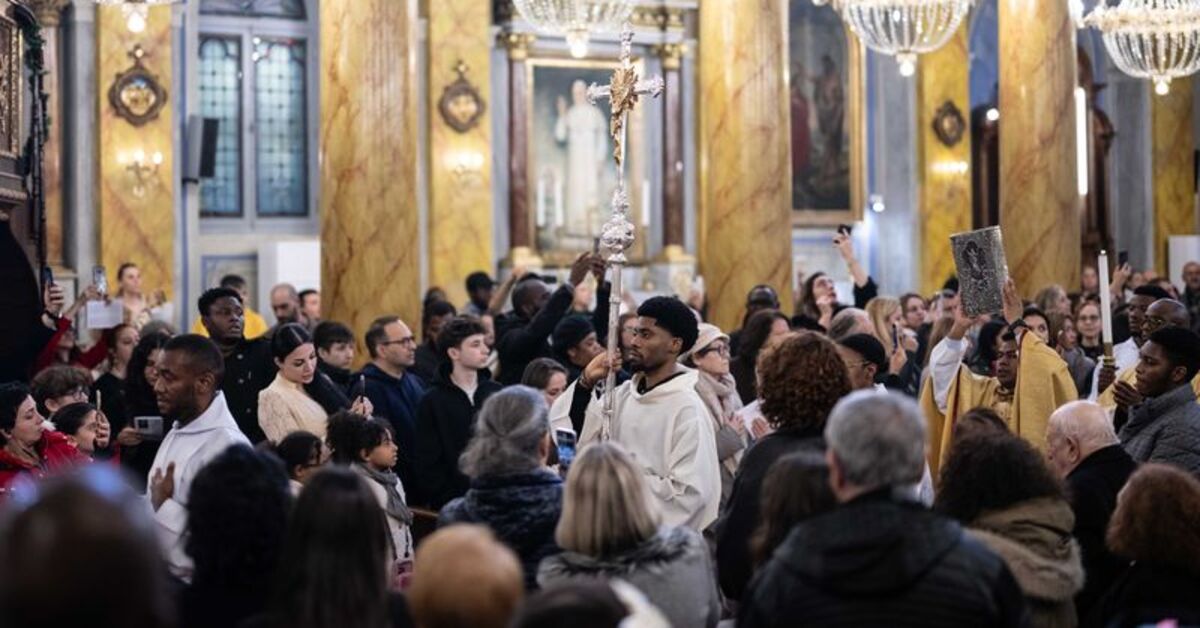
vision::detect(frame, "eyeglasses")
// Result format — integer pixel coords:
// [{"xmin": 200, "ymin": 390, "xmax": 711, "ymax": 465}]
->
[
  {"xmin": 844, "ymin": 360, "xmax": 872, "ymax": 369},
  {"xmin": 1143, "ymin": 316, "xmax": 1169, "ymax": 333},
  {"xmin": 1077, "ymin": 315, "xmax": 1101, "ymax": 322},
  {"xmin": 698, "ymin": 345, "xmax": 730, "ymax": 358},
  {"xmin": 380, "ymin": 337, "xmax": 416, "ymax": 348}
]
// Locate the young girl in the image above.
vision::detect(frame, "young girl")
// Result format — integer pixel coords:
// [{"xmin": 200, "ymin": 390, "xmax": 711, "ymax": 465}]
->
[
  {"xmin": 275, "ymin": 430, "xmax": 324, "ymax": 497},
  {"xmin": 50, "ymin": 402, "xmax": 108, "ymax": 460},
  {"xmin": 352, "ymin": 418, "xmax": 414, "ymax": 590}
]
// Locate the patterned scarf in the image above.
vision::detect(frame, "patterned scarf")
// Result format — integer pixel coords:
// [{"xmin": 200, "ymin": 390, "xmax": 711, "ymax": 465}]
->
[{"xmin": 357, "ymin": 463, "xmax": 413, "ymax": 526}]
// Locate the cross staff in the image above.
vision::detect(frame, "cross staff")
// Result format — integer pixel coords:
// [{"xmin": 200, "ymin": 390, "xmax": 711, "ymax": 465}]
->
[{"xmin": 585, "ymin": 23, "xmax": 664, "ymax": 439}]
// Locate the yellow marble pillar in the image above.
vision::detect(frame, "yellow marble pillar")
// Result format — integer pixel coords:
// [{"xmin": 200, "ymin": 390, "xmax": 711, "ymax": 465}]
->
[
  {"xmin": 97, "ymin": 6, "xmax": 174, "ymax": 297},
  {"xmin": 28, "ymin": 0, "xmax": 68, "ymax": 270},
  {"xmin": 1152, "ymin": 78, "xmax": 1196, "ymax": 277},
  {"xmin": 698, "ymin": 0, "xmax": 792, "ymax": 331},
  {"xmin": 320, "ymin": 0, "xmax": 420, "ymax": 351},
  {"xmin": 917, "ymin": 25, "xmax": 973, "ymax": 297},
  {"xmin": 427, "ymin": 0, "xmax": 493, "ymax": 307},
  {"xmin": 998, "ymin": 0, "xmax": 1080, "ymax": 297}
]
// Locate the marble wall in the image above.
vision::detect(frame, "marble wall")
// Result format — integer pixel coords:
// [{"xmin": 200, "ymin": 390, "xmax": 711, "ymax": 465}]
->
[
  {"xmin": 870, "ymin": 54, "xmax": 919, "ymax": 297},
  {"xmin": 916, "ymin": 25, "xmax": 972, "ymax": 296},
  {"xmin": 997, "ymin": 0, "xmax": 1080, "ymax": 297},
  {"xmin": 1152, "ymin": 77, "xmax": 1197, "ymax": 277},
  {"xmin": 96, "ymin": 5, "xmax": 175, "ymax": 298},
  {"xmin": 698, "ymin": 0, "xmax": 793, "ymax": 331},
  {"xmin": 427, "ymin": 0, "xmax": 493, "ymax": 306},
  {"xmin": 319, "ymin": 0, "xmax": 421, "ymax": 351}
]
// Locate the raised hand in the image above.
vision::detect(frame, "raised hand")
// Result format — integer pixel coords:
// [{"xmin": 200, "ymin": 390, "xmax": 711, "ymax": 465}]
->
[
  {"xmin": 569, "ymin": 253, "xmax": 593, "ymax": 287},
  {"xmin": 1002, "ymin": 278, "xmax": 1023, "ymax": 325}
]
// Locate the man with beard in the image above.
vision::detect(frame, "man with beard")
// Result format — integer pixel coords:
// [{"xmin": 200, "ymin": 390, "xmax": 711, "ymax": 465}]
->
[
  {"xmin": 147, "ymin": 334, "xmax": 249, "ymax": 580},
  {"xmin": 572, "ymin": 297, "xmax": 720, "ymax": 531},
  {"xmin": 197, "ymin": 288, "xmax": 276, "ymax": 443}
]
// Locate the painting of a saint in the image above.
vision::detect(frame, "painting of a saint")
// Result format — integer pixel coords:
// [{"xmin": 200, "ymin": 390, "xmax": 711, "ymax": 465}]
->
[
  {"xmin": 554, "ymin": 79, "xmax": 608, "ymax": 236},
  {"xmin": 789, "ymin": 0, "xmax": 863, "ymax": 224}
]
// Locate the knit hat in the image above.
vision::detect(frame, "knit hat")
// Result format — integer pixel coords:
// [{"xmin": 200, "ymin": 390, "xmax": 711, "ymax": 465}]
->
[
  {"xmin": 681, "ymin": 323, "xmax": 729, "ymax": 363},
  {"xmin": 837, "ymin": 333, "xmax": 887, "ymax": 372},
  {"xmin": 552, "ymin": 315, "xmax": 595, "ymax": 357}
]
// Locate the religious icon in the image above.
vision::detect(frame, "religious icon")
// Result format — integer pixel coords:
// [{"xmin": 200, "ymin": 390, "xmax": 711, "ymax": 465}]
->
[
  {"xmin": 108, "ymin": 45, "xmax": 168, "ymax": 128},
  {"xmin": 526, "ymin": 58, "xmax": 648, "ymax": 262},
  {"xmin": 951, "ymin": 226, "xmax": 1009, "ymax": 317},
  {"xmin": 438, "ymin": 60, "xmax": 486, "ymax": 134},
  {"xmin": 933, "ymin": 100, "xmax": 966, "ymax": 147},
  {"xmin": 789, "ymin": 0, "xmax": 864, "ymax": 226}
]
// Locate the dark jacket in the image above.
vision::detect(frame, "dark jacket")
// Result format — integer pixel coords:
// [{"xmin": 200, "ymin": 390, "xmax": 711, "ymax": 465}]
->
[
  {"xmin": 739, "ymin": 491, "xmax": 1029, "ymax": 628},
  {"xmin": 178, "ymin": 583, "xmax": 264, "ymax": 628},
  {"xmin": 317, "ymin": 358, "xmax": 355, "ymax": 397},
  {"xmin": 495, "ymin": 284, "xmax": 576, "ymax": 385},
  {"xmin": 361, "ymin": 363, "xmax": 426, "ymax": 488},
  {"xmin": 1119, "ymin": 383, "xmax": 1200, "ymax": 474},
  {"xmin": 414, "ymin": 362, "xmax": 502, "ymax": 508},
  {"xmin": 538, "ymin": 526, "xmax": 720, "ymax": 628},
  {"xmin": 1066, "ymin": 444, "xmax": 1137, "ymax": 620},
  {"xmin": 439, "ymin": 468, "xmax": 563, "ymax": 590},
  {"xmin": 715, "ymin": 424, "xmax": 825, "ymax": 600},
  {"xmin": 411, "ymin": 342, "xmax": 441, "ymax": 384},
  {"xmin": 219, "ymin": 337, "xmax": 276, "ymax": 444},
  {"xmin": 1089, "ymin": 562, "xmax": 1200, "ymax": 628}
]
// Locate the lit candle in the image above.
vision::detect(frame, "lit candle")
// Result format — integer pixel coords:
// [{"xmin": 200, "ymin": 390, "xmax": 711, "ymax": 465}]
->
[
  {"xmin": 642, "ymin": 179, "xmax": 651, "ymax": 228},
  {"xmin": 536, "ymin": 177, "xmax": 546, "ymax": 228},
  {"xmin": 1098, "ymin": 250, "xmax": 1113, "ymax": 352}
]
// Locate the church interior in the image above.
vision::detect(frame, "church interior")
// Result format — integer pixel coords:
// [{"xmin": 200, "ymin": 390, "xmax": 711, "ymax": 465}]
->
[{"xmin": 1, "ymin": 0, "xmax": 1197, "ymax": 339}]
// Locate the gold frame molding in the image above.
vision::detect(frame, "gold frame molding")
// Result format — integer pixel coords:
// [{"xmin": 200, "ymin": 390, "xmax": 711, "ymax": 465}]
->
[
  {"xmin": 525, "ymin": 55, "xmax": 648, "ymax": 267},
  {"xmin": 791, "ymin": 25, "xmax": 865, "ymax": 228},
  {"xmin": 0, "ymin": 11, "xmax": 21, "ymax": 159}
]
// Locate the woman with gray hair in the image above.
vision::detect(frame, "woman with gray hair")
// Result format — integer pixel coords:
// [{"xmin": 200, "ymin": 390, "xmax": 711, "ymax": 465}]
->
[{"xmin": 438, "ymin": 385, "xmax": 563, "ymax": 590}]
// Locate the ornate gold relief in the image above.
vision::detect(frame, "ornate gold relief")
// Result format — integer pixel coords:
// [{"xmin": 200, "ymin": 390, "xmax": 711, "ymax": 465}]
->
[
  {"xmin": 107, "ymin": 45, "xmax": 168, "ymax": 127},
  {"xmin": 438, "ymin": 60, "xmax": 486, "ymax": 133},
  {"xmin": 932, "ymin": 100, "xmax": 966, "ymax": 148},
  {"xmin": 0, "ymin": 14, "xmax": 20, "ymax": 158}
]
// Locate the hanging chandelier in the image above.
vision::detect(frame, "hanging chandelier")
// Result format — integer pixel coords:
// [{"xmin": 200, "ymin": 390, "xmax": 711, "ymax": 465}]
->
[
  {"xmin": 511, "ymin": 0, "xmax": 637, "ymax": 59},
  {"xmin": 1083, "ymin": 0, "xmax": 1200, "ymax": 96},
  {"xmin": 813, "ymin": 0, "xmax": 974, "ymax": 77},
  {"xmin": 93, "ymin": 0, "xmax": 183, "ymax": 34}
]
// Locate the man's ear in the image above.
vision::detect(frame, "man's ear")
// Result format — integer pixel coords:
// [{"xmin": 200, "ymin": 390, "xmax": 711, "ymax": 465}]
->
[
  {"xmin": 1171, "ymin": 365, "xmax": 1189, "ymax": 386},
  {"xmin": 447, "ymin": 346, "xmax": 461, "ymax": 363}
]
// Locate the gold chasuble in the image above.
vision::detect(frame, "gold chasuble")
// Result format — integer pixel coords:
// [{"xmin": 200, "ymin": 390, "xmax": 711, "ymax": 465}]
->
[
  {"xmin": 921, "ymin": 332, "xmax": 1078, "ymax": 478},
  {"xmin": 1096, "ymin": 368, "xmax": 1200, "ymax": 411}
]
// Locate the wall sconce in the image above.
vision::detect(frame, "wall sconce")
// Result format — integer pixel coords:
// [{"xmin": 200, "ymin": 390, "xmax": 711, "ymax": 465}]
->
[
  {"xmin": 930, "ymin": 160, "xmax": 969, "ymax": 176},
  {"xmin": 117, "ymin": 148, "xmax": 163, "ymax": 198},
  {"xmin": 446, "ymin": 150, "xmax": 485, "ymax": 186}
]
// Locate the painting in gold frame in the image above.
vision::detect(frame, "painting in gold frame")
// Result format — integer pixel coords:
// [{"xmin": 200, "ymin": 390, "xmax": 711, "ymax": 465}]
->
[
  {"xmin": 526, "ymin": 56, "xmax": 648, "ymax": 266},
  {"xmin": 789, "ymin": 1, "xmax": 865, "ymax": 227}
]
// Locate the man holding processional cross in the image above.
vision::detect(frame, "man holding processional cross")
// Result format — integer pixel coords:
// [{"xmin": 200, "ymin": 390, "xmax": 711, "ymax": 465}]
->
[{"xmin": 567, "ymin": 25, "xmax": 720, "ymax": 532}]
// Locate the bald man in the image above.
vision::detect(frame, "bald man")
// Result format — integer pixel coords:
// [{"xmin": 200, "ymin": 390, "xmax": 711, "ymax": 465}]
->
[
  {"xmin": 1183, "ymin": 261, "xmax": 1200, "ymax": 335},
  {"xmin": 1046, "ymin": 401, "xmax": 1137, "ymax": 620}
]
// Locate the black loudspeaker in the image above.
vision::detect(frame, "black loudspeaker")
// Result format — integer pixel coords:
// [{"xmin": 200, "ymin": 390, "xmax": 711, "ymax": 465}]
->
[{"xmin": 184, "ymin": 115, "xmax": 219, "ymax": 183}]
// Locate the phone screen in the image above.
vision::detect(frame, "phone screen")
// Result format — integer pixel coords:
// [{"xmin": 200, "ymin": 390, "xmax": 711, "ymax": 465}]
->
[
  {"xmin": 41, "ymin": 265, "xmax": 53, "ymax": 288},
  {"xmin": 351, "ymin": 375, "xmax": 366, "ymax": 401},
  {"xmin": 93, "ymin": 265, "xmax": 108, "ymax": 295},
  {"xmin": 1117, "ymin": 251, "xmax": 1129, "ymax": 268},
  {"xmin": 892, "ymin": 323, "xmax": 900, "ymax": 352},
  {"xmin": 555, "ymin": 429, "xmax": 577, "ymax": 471}
]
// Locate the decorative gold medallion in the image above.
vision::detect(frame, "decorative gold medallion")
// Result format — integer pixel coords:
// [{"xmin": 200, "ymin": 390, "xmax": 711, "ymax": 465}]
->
[
  {"xmin": 108, "ymin": 45, "xmax": 168, "ymax": 127},
  {"xmin": 438, "ymin": 60, "xmax": 486, "ymax": 134}
]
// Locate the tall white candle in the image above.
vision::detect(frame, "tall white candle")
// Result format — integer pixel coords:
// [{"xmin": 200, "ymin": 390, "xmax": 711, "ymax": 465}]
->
[
  {"xmin": 536, "ymin": 177, "xmax": 546, "ymax": 228},
  {"xmin": 1098, "ymin": 250, "xmax": 1113, "ymax": 346},
  {"xmin": 642, "ymin": 179, "xmax": 651, "ymax": 228}
]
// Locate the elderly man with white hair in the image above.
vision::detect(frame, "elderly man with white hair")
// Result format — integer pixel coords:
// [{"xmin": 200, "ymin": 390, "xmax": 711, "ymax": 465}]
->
[
  {"xmin": 739, "ymin": 391, "xmax": 1027, "ymax": 628},
  {"xmin": 1046, "ymin": 400, "xmax": 1138, "ymax": 620}
]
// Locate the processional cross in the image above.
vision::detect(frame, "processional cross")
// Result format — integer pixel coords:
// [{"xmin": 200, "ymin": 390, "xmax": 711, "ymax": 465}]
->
[{"xmin": 585, "ymin": 24, "xmax": 664, "ymax": 440}]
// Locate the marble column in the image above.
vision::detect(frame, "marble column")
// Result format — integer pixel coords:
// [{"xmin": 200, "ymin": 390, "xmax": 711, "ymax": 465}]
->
[
  {"xmin": 427, "ymin": 0, "xmax": 493, "ymax": 306},
  {"xmin": 96, "ymin": 6, "xmax": 174, "ymax": 298},
  {"xmin": 655, "ymin": 42, "xmax": 688, "ymax": 260},
  {"xmin": 500, "ymin": 32, "xmax": 541, "ymax": 268},
  {"xmin": 1151, "ymin": 78, "xmax": 1196, "ymax": 276},
  {"xmin": 916, "ymin": 25, "xmax": 972, "ymax": 296},
  {"xmin": 320, "ymin": 0, "xmax": 421, "ymax": 345},
  {"xmin": 998, "ymin": 0, "xmax": 1080, "ymax": 297},
  {"xmin": 28, "ymin": 0, "xmax": 69, "ymax": 271},
  {"xmin": 698, "ymin": 0, "xmax": 792, "ymax": 331}
]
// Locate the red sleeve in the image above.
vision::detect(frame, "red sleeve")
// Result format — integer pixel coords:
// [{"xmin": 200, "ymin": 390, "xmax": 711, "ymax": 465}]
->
[
  {"xmin": 78, "ymin": 335, "xmax": 109, "ymax": 369},
  {"xmin": 34, "ymin": 318, "xmax": 72, "ymax": 374}
]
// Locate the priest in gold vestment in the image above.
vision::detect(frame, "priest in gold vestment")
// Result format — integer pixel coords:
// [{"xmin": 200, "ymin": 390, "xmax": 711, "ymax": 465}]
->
[{"xmin": 921, "ymin": 280, "xmax": 1078, "ymax": 477}]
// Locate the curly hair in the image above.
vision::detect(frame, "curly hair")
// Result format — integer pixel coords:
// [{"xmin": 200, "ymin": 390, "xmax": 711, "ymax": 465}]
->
[
  {"xmin": 325, "ymin": 410, "xmax": 369, "ymax": 465},
  {"xmin": 757, "ymin": 331, "xmax": 851, "ymax": 431},
  {"xmin": 934, "ymin": 431, "xmax": 1065, "ymax": 524},
  {"xmin": 1107, "ymin": 464, "xmax": 1200, "ymax": 574},
  {"xmin": 185, "ymin": 444, "xmax": 291, "ymax": 592}
]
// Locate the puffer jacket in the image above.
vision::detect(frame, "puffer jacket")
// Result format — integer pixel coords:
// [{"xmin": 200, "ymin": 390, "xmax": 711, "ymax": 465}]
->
[
  {"xmin": 438, "ymin": 468, "xmax": 563, "ymax": 590},
  {"xmin": 969, "ymin": 497, "xmax": 1085, "ymax": 628},
  {"xmin": 1119, "ymin": 384, "xmax": 1200, "ymax": 474}
]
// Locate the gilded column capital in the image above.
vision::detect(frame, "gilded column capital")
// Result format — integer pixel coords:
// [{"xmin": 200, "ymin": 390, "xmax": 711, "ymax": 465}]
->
[
  {"xmin": 25, "ymin": 0, "xmax": 70, "ymax": 28},
  {"xmin": 498, "ymin": 32, "xmax": 537, "ymax": 61},
  {"xmin": 652, "ymin": 43, "xmax": 688, "ymax": 70}
]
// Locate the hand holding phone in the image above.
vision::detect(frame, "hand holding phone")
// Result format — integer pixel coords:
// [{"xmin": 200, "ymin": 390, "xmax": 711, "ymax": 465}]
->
[
  {"xmin": 555, "ymin": 428, "xmax": 577, "ymax": 474},
  {"xmin": 93, "ymin": 265, "xmax": 108, "ymax": 297}
]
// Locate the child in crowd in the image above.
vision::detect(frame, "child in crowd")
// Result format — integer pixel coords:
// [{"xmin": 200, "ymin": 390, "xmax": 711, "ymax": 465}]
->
[
  {"xmin": 274, "ymin": 430, "xmax": 324, "ymax": 497},
  {"xmin": 352, "ymin": 418, "xmax": 414, "ymax": 590}
]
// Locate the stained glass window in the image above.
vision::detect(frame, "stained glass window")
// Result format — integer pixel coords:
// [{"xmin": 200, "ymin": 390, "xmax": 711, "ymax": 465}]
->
[
  {"xmin": 200, "ymin": 0, "xmax": 306, "ymax": 20},
  {"xmin": 253, "ymin": 38, "xmax": 307, "ymax": 217},
  {"xmin": 198, "ymin": 36, "xmax": 242, "ymax": 218}
]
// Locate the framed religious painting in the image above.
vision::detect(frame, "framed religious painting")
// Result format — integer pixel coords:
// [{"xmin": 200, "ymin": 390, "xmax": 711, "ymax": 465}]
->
[
  {"xmin": 789, "ymin": 0, "xmax": 865, "ymax": 227},
  {"xmin": 526, "ymin": 57, "xmax": 649, "ymax": 266}
]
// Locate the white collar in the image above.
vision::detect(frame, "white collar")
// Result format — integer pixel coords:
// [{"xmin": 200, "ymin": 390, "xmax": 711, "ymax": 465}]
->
[{"xmin": 172, "ymin": 392, "xmax": 234, "ymax": 434}]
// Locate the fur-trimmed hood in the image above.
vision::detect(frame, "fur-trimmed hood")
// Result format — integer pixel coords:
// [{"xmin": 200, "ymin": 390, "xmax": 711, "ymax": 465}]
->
[{"xmin": 968, "ymin": 497, "xmax": 1084, "ymax": 603}]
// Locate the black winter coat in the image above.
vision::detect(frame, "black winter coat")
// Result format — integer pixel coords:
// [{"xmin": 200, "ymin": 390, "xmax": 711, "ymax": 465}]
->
[
  {"xmin": 739, "ymin": 491, "xmax": 1029, "ymax": 628},
  {"xmin": 361, "ymin": 363, "xmax": 426, "ymax": 488},
  {"xmin": 438, "ymin": 468, "xmax": 563, "ymax": 590},
  {"xmin": 413, "ymin": 362, "xmax": 502, "ymax": 508},
  {"xmin": 1066, "ymin": 444, "xmax": 1137, "ymax": 621},
  {"xmin": 1088, "ymin": 562, "xmax": 1200, "ymax": 628},
  {"xmin": 715, "ymin": 424, "xmax": 824, "ymax": 600}
]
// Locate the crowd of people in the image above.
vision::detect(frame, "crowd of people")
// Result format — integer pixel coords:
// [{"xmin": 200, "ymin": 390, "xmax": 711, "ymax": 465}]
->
[{"xmin": 2, "ymin": 244, "xmax": 1200, "ymax": 628}]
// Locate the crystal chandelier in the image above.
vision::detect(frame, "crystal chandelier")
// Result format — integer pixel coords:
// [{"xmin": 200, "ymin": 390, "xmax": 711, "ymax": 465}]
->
[
  {"xmin": 512, "ymin": 0, "xmax": 637, "ymax": 59},
  {"xmin": 813, "ymin": 0, "xmax": 974, "ymax": 77},
  {"xmin": 93, "ymin": 0, "xmax": 183, "ymax": 34},
  {"xmin": 1083, "ymin": 0, "xmax": 1200, "ymax": 96}
]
